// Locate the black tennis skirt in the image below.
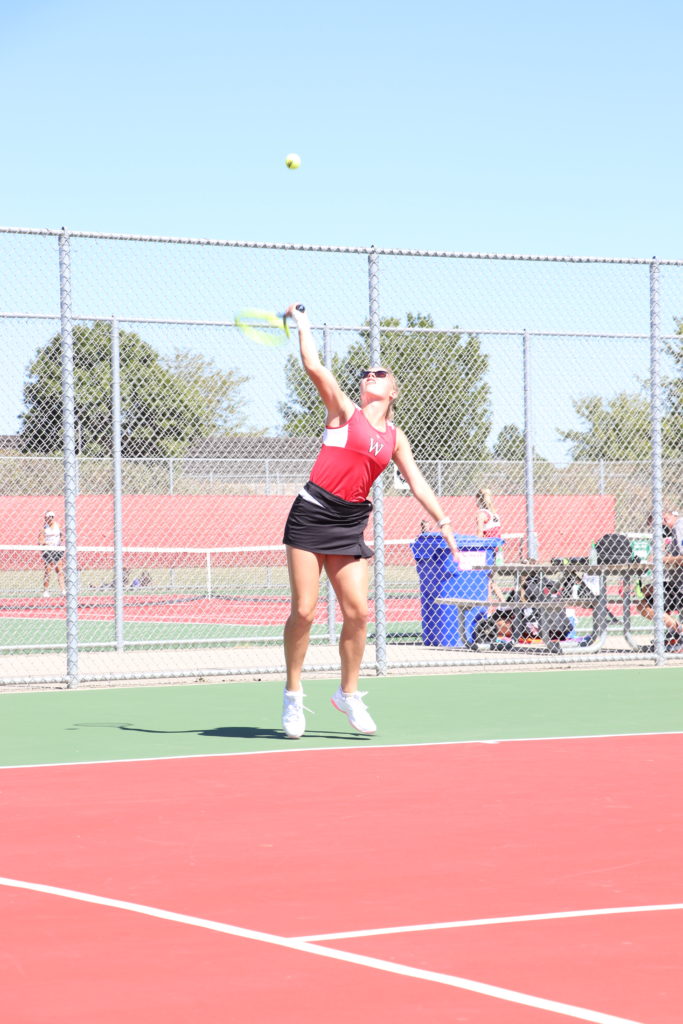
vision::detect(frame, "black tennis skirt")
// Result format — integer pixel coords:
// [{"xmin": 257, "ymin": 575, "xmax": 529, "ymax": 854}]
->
[
  {"xmin": 41, "ymin": 549, "xmax": 63, "ymax": 565},
  {"xmin": 283, "ymin": 481, "xmax": 374, "ymax": 559}
]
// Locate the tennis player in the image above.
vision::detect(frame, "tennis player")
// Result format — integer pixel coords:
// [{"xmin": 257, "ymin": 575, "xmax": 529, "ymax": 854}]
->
[
  {"xmin": 281, "ymin": 303, "xmax": 460, "ymax": 739},
  {"xmin": 475, "ymin": 487, "xmax": 501, "ymax": 539},
  {"xmin": 475, "ymin": 487, "xmax": 505, "ymax": 607},
  {"xmin": 39, "ymin": 510, "xmax": 66, "ymax": 597}
]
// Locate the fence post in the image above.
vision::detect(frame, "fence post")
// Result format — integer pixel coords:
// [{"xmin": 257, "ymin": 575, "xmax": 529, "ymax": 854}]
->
[
  {"xmin": 58, "ymin": 229, "xmax": 80, "ymax": 688},
  {"xmin": 649, "ymin": 259, "xmax": 666, "ymax": 665},
  {"xmin": 323, "ymin": 322, "xmax": 337, "ymax": 644},
  {"xmin": 522, "ymin": 330, "xmax": 538, "ymax": 559},
  {"xmin": 368, "ymin": 249, "xmax": 387, "ymax": 675},
  {"xmin": 111, "ymin": 317, "xmax": 125, "ymax": 652}
]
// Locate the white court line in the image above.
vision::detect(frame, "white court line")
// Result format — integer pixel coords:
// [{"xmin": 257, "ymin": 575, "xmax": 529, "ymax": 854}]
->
[
  {"xmin": 0, "ymin": 729, "xmax": 681, "ymax": 772},
  {"xmin": 297, "ymin": 903, "xmax": 683, "ymax": 941},
  {"xmin": 0, "ymin": 876, "xmax": 645, "ymax": 1024}
]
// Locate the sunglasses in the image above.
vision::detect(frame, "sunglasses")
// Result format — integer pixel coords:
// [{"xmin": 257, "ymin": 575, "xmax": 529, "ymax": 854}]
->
[{"xmin": 359, "ymin": 369, "xmax": 389, "ymax": 379}]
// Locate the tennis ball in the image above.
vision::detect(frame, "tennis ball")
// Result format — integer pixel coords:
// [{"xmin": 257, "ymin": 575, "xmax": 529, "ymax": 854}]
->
[{"xmin": 285, "ymin": 153, "xmax": 301, "ymax": 169}]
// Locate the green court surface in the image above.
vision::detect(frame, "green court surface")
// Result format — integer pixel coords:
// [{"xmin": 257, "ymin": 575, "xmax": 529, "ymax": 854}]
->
[
  {"xmin": 0, "ymin": 618, "xmax": 334, "ymax": 651},
  {"xmin": 0, "ymin": 666, "xmax": 681, "ymax": 768}
]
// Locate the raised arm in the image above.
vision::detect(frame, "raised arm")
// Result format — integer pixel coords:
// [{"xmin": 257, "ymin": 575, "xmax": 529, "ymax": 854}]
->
[
  {"xmin": 392, "ymin": 427, "xmax": 460, "ymax": 559},
  {"xmin": 286, "ymin": 304, "xmax": 354, "ymax": 427}
]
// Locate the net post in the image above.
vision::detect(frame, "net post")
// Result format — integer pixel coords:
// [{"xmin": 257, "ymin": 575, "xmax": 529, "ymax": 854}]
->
[
  {"xmin": 111, "ymin": 316, "xmax": 125, "ymax": 652},
  {"xmin": 649, "ymin": 258, "xmax": 665, "ymax": 665},
  {"xmin": 368, "ymin": 248, "xmax": 387, "ymax": 675},
  {"xmin": 523, "ymin": 330, "xmax": 538, "ymax": 560},
  {"xmin": 58, "ymin": 228, "xmax": 80, "ymax": 688},
  {"xmin": 323, "ymin": 322, "xmax": 337, "ymax": 643}
]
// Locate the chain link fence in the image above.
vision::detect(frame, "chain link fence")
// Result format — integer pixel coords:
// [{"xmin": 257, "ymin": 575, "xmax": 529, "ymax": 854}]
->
[{"xmin": 0, "ymin": 227, "xmax": 681, "ymax": 686}]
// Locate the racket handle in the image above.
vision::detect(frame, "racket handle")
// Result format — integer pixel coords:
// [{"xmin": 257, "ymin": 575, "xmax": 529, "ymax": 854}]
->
[{"xmin": 280, "ymin": 305, "xmax": 306, "ymax": 319}]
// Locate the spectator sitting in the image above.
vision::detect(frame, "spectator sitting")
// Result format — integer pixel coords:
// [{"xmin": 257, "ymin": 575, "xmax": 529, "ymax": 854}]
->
[{"xmin": 636, "ymin": 509, "xmax": 683, "ymax": 649}]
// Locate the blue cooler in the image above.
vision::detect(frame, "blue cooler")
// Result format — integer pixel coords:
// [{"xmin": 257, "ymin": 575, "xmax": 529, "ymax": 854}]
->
[{"xmin": 410, "ymin": 533, "xmax": 504, "ymax": 647}]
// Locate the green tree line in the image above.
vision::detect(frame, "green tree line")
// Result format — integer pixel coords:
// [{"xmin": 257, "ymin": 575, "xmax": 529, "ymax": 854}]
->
[
  {"xmin": 280, "ymin": 313, "xmax": 492, "ymax": 462},
  {"xmin": 20, "ymin": 314, "xmax": 680, "ymax": 468},
  {"xmin": 557, "ymin": 332, "xmax": 682, "ymax": 460},
  {"xmin": 19, "ymin": 321, "xmax": 250, "ymax": 457}
]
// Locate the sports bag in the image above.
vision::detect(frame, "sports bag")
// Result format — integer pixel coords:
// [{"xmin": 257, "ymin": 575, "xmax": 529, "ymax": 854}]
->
[{"xmin": 595, "ymin": 533, "xmax": 632, "ymax": 565}]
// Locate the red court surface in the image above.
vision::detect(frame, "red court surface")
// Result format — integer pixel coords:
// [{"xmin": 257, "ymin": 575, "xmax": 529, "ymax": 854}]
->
[
  {"xmin": 0, "ymin": 595, "xmax": 630, "ymax": 628},
  {"xmin": 0, "ymin": 594, "xmax": 422, "ymax": 624},
  {"xmin": 2, "ymin": 734, "xmax": 681, "ymax": 1023}
]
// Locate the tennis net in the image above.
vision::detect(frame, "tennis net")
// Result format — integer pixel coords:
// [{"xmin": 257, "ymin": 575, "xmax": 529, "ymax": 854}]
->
[{"xmin": 0, "ymin": 541, "xmax": 423, "ymax": 652}]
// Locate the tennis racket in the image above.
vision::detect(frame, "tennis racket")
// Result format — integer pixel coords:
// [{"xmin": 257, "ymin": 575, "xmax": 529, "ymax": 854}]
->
[{"xmin": 233, "ymin": 304, "xmax": 306, "ymax": 347}]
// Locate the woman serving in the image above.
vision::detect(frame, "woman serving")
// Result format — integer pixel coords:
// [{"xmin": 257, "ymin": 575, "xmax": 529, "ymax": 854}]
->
[{"xmin": 281, "ymin": 303, "xmax": 460, "ymax": 739}]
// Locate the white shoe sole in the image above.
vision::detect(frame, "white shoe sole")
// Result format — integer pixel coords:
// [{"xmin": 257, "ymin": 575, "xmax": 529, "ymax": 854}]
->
[
  {"xmin": 282, "ymin": 704, "xmax": 305, "ymax": 740},
  {"xmin": 330, "ymin": 695, "xmax": 377, "ymax": 735},
  {"xmin": 282, "ymin": 716, "xmax": 305, "ymax": 740}
]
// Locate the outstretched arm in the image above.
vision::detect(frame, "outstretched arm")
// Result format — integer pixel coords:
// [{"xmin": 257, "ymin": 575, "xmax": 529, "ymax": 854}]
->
[
  {"xmin": 393, "ymin": 428, "xmax": 459, "ymax": 559},
  {"xmin": 286, "ymin": 304, "xmax": 354, "ymax": 427}
]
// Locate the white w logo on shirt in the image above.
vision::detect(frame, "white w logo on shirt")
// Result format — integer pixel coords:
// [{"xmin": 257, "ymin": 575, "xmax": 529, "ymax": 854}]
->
[{"xmin": 368, "ymin": 438, "xmax": 384, "ymax": 457}]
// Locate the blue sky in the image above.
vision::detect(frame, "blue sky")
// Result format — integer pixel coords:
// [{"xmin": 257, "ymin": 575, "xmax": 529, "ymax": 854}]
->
[
  {"xmin": 0, "ymin": 0, "xmax": 681, "ymax": 462},
  {"xmin": 3, "ymin": 0, "xmax": 683, "ymax": 258}
]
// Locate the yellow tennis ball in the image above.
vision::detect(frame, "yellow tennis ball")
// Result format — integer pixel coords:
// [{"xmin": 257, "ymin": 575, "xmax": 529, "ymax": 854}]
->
[{"xmin": 285, "ymin": 153, "xmax": 301, "ymax": 169}]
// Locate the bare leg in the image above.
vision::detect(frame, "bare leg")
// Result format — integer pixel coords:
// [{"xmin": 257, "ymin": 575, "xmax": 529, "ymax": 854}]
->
[
  {"xmin": 55, "ymin": 562, "xmax": 66, "ymax": 595},
  {"xmin": 325, "ymin": 555, "xmax": 369, "ymax": 694},
  {"xmin": 284, "ymin": 546, "xmax": 324, "ymax": 692},
  {"xmin": 636, "ymin": 599, "xmax": 681, "ymax": 633}
]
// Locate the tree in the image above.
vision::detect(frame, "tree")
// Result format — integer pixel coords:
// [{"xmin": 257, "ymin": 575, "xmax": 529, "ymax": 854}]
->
[
  {"xmin": 556, "ymin": 312, "xmax": 683, "ymax": 465},
  {"xmin": 280, "ymin": 313, "xmax": 491, "ymax": 461},
  {"xmin": 491, "ymin": 423, "xmax": 526, "ymax": 461},
  {"xmin": 19, "ymin": 321, "xmax": 250, "ymax": 457},
  {"xmin": 162, "ymin": 350, "xmax": 251, "ymax": 436},
  {"xmin": 491, "ymin": 422, "xmax": 551, "ymax": 463},
  {"xmin": 556, "ymin": 321, "xmax": 683, "ymax": 462},
  {"xmin": 557, "ymin": 391, "xmax": 654, "ymax": 461},
  {"xmin": 667, "ymin": 326, "xmax": 683, "ymax": 451}
]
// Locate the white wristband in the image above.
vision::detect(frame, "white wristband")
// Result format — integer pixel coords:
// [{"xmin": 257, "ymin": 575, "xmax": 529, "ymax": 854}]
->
[{"xmin": 437, "ymin": 517, "xmax": 451, "ymax": 528}]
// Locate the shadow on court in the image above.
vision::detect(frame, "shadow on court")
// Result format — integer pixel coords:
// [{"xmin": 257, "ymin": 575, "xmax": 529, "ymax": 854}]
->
[{"xmin": 71, "ymin": 722, "xmax": 371, "ymax": 741}]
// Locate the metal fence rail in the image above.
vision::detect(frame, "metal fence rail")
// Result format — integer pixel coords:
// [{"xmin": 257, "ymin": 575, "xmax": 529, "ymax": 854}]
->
[{"xmin": 0, "ymin": 225, "xmax": 681, "ymax": 686}]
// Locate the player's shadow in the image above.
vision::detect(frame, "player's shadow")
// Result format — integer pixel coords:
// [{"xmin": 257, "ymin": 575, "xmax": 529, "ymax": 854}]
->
[{"xmin": 72, "ymin": 722, "xmax": 371, "ymax": 741}]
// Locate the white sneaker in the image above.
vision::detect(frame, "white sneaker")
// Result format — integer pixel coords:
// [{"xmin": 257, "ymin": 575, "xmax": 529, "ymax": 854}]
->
[
  {"xmin": 331, "ymin": 687, "xmax": 377, "ymax": 734},
  {"xmin": 282, "ymin": 689, "xmax": 306, "ymax": 739}
]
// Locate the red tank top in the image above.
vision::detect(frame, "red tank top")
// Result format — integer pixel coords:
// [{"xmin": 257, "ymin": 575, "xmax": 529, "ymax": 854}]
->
[
  {"xmin": 481, "ymin": 509, "xmax": 502, "ymax": 537},
  {"xmin": 310, "ymin": 407, "xmax": 397, "ymax": 502}
]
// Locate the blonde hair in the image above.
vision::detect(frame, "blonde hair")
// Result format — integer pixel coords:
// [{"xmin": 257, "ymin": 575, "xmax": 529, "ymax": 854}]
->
[
  {"xmin": 475, "ymin": 488, "xmax": 496, "ymax": 512},
  {"xmin": 385, "ymin": 368, "xmax": 399, "ymax": 417}
]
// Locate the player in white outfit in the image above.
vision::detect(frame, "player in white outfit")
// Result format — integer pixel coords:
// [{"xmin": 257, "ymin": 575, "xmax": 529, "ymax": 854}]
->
[{"xmin": 39, "ymin": 510, "xmax": 66, "ymax": 596}]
